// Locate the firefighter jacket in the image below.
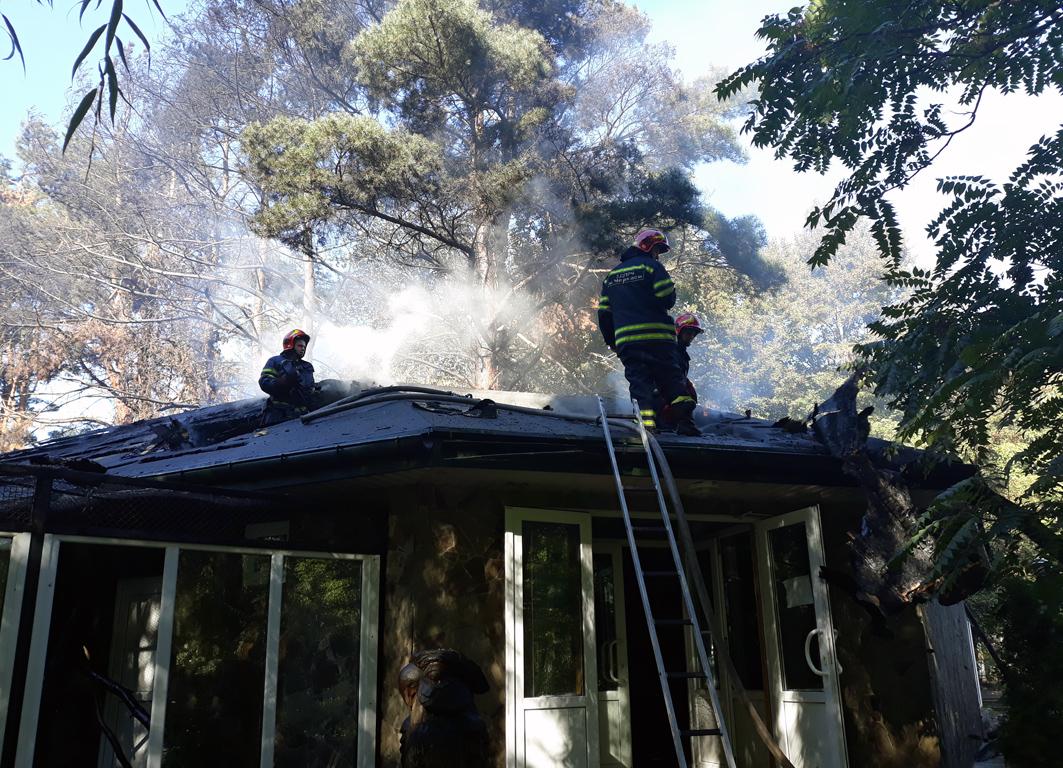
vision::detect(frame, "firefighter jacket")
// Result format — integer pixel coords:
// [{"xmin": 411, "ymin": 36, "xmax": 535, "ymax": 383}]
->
[
  {"xmin": 597, "ymin": 246, "xmax": 677, "ymax": 348},
  {"xmin": 676, "ymin": 344, "xmax": 698, "ymax": 401},
  {"xmin": 677, "ymin": 344, "xmax": 691, "ymax": 378},
  {"xmin": 258, "ymin": 351, "xmax": 315, "ymax": 407}
]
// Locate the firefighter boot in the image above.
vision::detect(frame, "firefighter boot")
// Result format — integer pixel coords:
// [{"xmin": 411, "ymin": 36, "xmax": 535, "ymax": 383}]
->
[{"xmin": 671, "ymin": 401, "xmax": 700, "ymax": 437}]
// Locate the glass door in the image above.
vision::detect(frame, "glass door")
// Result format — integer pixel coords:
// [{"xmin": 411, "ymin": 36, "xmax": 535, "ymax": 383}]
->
[
  {"xmin": 755, "ymin": 507, "xmax": 847, "ymax": 768},
  {"xmin": 703, "ymin": 531, "xmax": 772, "ymax": 768},
  {"xmin": 593, "ymin": 543, "xmax": 631, "ymax": 768},
  {"xmin": 505, "ymin": 508, "xmax": 598, "ymax": 768}
]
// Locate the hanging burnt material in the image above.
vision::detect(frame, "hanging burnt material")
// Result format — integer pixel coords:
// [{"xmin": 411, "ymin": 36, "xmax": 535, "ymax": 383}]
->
[
  {"xmin": 811, "ymin": 374, "xmax": 985, "ymax": 617},
  {"xmin": 398, "ymin": 649, "xmax": 490, "ymax": 768}
]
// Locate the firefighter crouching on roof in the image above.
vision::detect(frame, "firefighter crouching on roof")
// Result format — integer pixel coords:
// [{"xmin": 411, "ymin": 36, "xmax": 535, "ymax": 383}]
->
[
  {"xmin": 258, "ymin": 329, "xmax": 317, "ymax": 426},
  {"xmin": 597, "ymin": 229, "xmax": 699, "ymax": 436},
  {"xmin": 659, "ymin": 312, "xmax": 704, "ymax": 430}
]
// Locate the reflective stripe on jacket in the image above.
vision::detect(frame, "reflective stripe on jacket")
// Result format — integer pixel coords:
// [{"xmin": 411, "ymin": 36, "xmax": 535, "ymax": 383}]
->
[{"xmin": 596, "ymin": 246, "xmax": 677, "ymax": 348}]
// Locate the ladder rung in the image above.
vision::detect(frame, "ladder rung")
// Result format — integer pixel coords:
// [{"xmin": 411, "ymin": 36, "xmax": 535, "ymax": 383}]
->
[
  {"xmin": 620, "ymin": 484, "xmax": 658, "ymax": 492},
  {"xmin": 667, "ymin": 671, "xmax": 707, "ymax": 679},
  {"xmin": 654, "ymin": 618, "xmax": 692, "ymax": 626},
  {"xmin": 682, "ymin": 728, "xmax": 722, "ymax": 738},
  {"xmin": 643, "ymin": 570, "xmax": 679, "ymax": 577}
]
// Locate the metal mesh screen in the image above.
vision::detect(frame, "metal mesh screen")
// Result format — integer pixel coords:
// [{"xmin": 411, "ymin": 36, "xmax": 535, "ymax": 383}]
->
[{"xmin": 0, "ymin": 466, "xmax": 281, "ymax": 543}]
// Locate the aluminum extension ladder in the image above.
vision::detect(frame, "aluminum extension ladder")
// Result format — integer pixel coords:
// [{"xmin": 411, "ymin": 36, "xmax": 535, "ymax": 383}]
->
[{"xmin": 596, "ymin": 396, "xmax": 737, "ymax": 768}]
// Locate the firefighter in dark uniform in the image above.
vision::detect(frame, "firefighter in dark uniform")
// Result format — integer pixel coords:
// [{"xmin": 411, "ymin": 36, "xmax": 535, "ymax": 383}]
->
[
  {"xmin": 659, "ymin": 312, "xmax": 704, "ymax": 430},
  {"xmin": 597, "ymin": 229, "xmax": 698, "ymax": 435},
  {"xmin": 258, "ymin": 328, "xmax": 317, "ymax": 425}
]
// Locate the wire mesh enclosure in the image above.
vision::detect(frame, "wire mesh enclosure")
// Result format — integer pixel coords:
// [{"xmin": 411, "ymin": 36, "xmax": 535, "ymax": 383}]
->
[{"xmin": 0, "ymin": 464, "xmax": 285, "ymax": 545}]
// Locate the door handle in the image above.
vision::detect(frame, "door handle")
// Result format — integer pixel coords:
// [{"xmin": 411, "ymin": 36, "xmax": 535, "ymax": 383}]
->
[
  {"xmin": 804, "ymin": 628, "xmax": 843, "ymax": 676},
  {"xmin": 601, "ymin": 640, "xmax": 619, "ymax": 685},
  {"xmin": 612, "ymin": 639, "xmax": 624, "ymax": 685},
  {"xmin": 804, "ymin": 629, "xmax": 825, "ymax": 676}
]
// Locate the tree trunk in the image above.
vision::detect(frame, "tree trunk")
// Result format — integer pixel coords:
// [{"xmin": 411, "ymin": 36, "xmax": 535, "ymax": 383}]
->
[
  {"xmin": 469, "ymin": 209, "xmax": 509, "ymax": 391},
  {"xmin": 302, "ymin": 253, "xmax": 316, "ymax": 350}
]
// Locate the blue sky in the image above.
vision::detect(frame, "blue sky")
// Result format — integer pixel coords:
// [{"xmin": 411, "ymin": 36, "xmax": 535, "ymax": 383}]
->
[
  {"xmin": 3, "ymin": 0, "xmax": 1061, "ymax": 257},
  {"xmin": 0, "ymin": 0, "xmax": 182, "ymax": 157}
]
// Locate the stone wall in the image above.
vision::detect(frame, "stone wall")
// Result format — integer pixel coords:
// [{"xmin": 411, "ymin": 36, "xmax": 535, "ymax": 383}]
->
[{"xmin": 378, "ymin": 486, "xmax": 506, "ymax": 767}]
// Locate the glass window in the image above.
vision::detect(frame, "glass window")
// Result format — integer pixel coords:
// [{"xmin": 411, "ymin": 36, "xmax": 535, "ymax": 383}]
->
[
  {"xmin": 768, "ymin": 524, "xmax": 823, "ymax": 691},
  {"xmin": 593, "ymin": 553, "xmax": 618, "ymax": 693},
  {"xmin": 721, "ymin": 533, "xmax": 764, "ymax": 690},
  {"xmin": 695, "ymin": 547, "xmax": 720, "ymax": 685},
  {"xmin": 275, "ymin": 556, "xmax": 363, "ymax": 768},
  {"xmin": 163, "ymin": 550, "xmax": 270, "ymax": 766},
  {"xmin": 523, "ymin": 521, "xmax": 584, "ymax": 697}
]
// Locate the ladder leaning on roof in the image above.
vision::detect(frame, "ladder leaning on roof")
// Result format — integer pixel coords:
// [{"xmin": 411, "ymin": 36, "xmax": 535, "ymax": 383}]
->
[{"xmin": 596, "ymin": 395, "xmax": 738, "ymax": 768}]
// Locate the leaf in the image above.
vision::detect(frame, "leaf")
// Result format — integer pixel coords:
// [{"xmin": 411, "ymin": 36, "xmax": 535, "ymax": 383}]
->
[
  {"xmin": 71, "ymin": 24, "xmax": 107, "ymax": 80},
  {"xmin": 122, "ymin": 12, "xmax": 150, "ymax": 56},
  {"xmin": 63, "ymin": 87, "xmax": 99, "ymax": 153},
  {"xmin": 2, "ymin": 14, "xmax": 25, "ymax": 70},
  {"xmin": 104, "ymin": 0, "xmax": 123, "ymax": 53},
  {"xmin": 105, "ymin": 56, "xmax": 119, "ymax": 121},
  {"xmin": 115, "ymin": 36, "xmax": 129, "ymax": 72}
]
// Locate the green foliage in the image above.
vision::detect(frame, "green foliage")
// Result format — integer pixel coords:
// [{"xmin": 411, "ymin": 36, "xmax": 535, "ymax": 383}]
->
[
  {"xmin": 717, "ymin": 0, "xmax": 1063, "ymax": 265},
  {"xmin": 993, "ymin": 570, "xmax": 1063, "ymax": 767},
  {"xmin": 701, "ymin": 211, "xmax": 782, "ymax": 290},
  {"xmin": 242, "ymin": 0, "xmax": 758, "ymax": 390},
  {"xmin": 721, "ymin": 3, "xmax": 1062, "ymax": 757},
  {"xmin": 719, "ymin": 0, "xmax": 1062, "ymax": 573},
  {"xmin": 243, "ymin": 114, "xmax": 448, "ymax": 252},
  {"xmin": 351, "ymin": 0, "xmax": 555, "ymax": 135},
  {"xmin": 680, "ymin": 227, "xmax": 900, "ymax": 426}
]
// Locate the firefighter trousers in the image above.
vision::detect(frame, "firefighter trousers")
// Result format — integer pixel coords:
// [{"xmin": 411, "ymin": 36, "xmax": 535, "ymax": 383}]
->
[{"xmin": 617, "ymin": 341, "xmax": 695, "ymax": 428}]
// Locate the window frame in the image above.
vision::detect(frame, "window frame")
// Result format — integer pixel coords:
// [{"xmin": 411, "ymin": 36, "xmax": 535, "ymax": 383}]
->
[
  {"xmin": 13, "ymin": 535, "xmax": 379, "ymax": 768},
  {"xmin": 0, "ymin": 532, "xmax": 32, "ymax": 755}
]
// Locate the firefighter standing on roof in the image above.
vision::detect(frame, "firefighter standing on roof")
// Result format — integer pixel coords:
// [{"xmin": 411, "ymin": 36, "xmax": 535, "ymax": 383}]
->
[
  {"xmin": 258, "ymin": 329, "xmax": 317, "ymax": 425},
  {"xmin": 597, "ymin": 229, "xmax": 699, "ymax": 435},
  {"xmin": 659, "ymin": 313, "xmax": 705, "ymax": 430}
]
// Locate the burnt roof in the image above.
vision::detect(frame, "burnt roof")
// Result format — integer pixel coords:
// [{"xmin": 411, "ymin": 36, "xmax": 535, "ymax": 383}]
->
[{"xmin": 3, "ymin": 383, "xmax": 970, "ymax": 491}]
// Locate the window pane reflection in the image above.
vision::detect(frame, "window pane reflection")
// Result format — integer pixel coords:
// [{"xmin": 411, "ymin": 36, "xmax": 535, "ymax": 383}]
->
[
  {"xmin": 523, "ymin": 522, "xmax": 584, "ymax": 697},
  {"xmin": 768, "ymin": 524, "xmax": 823, "ymax": 691},
  {"xmin": 163, "ymin": 550, "xmax": 270, "ymax": 766},
  {"xmin": 275, "ymin": 557, "xmax": 363, "ymax": 767},
  {"xmin": 721, "ymin": 533, "xmax": 764, "ymax": 690},
  {"xmin": 593, "ymin": 554, "xmax": 617, "ymax": 693}
]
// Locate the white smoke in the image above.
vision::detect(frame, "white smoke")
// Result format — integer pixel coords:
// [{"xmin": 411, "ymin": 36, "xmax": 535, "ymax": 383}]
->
[{"xmin": 232, "ymin": 265, "xmax": 541, "ymax": 395}]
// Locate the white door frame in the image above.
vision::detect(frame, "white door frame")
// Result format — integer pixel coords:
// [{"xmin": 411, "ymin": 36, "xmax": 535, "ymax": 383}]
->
[
  {"xmin": 593, "ymin": 541, "xmax": 632, "ymax": 768},
  {"xmin": 755, "ymin": 506, "xmax": 847, "ymax": 768},
  {"xmin": 13, "ymin": 535, "xmax": 379, "ymax": 768},
  {"xmin": 505, "ymin": 507, "xmax": 599, "ymax": 768},
  {"xmin": 0, "ymin": 532, "xmax": 32, "ymax": 754}
]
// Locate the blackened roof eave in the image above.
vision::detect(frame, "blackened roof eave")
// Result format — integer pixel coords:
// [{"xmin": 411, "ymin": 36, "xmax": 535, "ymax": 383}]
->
[{"xmin": 121, "ymin": 420, "xmax": 973, "ymax": 494}]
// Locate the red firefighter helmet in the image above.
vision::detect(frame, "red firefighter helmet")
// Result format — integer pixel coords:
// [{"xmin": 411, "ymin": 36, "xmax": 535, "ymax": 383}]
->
[
  {"xmin": 282, "ymin": 328, "xmax": 311, "ymax": 351},
  {"xmin": 634, "ymin": 228, "xmax": 671, "ymax": 253},
  {"xmin": 675, "ymin": 312, "xmax": 703, "ymax": 335}
]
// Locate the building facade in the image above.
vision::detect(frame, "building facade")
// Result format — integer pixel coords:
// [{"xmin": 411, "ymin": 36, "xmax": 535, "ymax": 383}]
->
[{"xmin": 0, "ymin": 388, "xmax": 983, "ymax": 767}]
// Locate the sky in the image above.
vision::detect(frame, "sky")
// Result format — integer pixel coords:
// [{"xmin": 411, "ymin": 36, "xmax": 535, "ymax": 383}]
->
[{"xmin": 2, "ymin": 0, "xmax": 1062, "ymax": 261}]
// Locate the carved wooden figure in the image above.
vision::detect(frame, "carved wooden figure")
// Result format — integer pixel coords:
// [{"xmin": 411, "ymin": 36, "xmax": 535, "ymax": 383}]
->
[{"xmin": 398, "ymin": 649, "xmax": 490, "ymax": 768}]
